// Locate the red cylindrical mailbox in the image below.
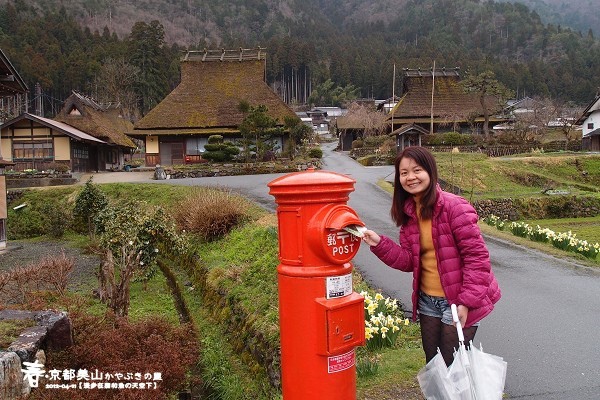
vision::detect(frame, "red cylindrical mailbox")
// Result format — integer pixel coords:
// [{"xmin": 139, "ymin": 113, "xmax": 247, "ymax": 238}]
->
[{"xmin": 268, "ymin": 168, "xmax": 366, "ymax": 400}]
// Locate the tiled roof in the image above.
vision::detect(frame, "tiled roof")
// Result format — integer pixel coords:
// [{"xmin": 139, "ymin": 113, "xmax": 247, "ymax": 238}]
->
[
  {"xmin": 133, "ymin": 56, "xmax": 297, "ymax": 133},
  {"xmin": 54, "ymin": 92, "xmax": 135, "ymax": 148},
  {"xmin": 391, "ymin": 123, "xmax": 429, "ymax": 136}
]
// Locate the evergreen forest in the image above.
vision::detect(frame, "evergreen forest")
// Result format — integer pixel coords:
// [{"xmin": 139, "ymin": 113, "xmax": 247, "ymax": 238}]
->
[{"xmin": 0, "ymin": 0, "xmax": 599, "ymax": 119}]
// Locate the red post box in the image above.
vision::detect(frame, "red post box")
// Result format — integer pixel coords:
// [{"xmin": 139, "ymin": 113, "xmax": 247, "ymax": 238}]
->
[{"xmin": 268, "ymin": 168, "xmax": 366, "ymax": 399}]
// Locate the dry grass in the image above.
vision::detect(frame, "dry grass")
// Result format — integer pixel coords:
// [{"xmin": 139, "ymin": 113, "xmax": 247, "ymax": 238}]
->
[
  {"xmin": 0, "ymin": 251, "xmax": 74, "ymax": 305},
  {"xmin": 172, "ymin": 187, "xmax": 252, "ymax": 241}
]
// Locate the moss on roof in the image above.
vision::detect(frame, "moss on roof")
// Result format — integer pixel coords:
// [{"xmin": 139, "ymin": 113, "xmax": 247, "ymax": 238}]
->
[
  {"xmin": 54, "ymin": 92, "xmax": 135, "ymax": 148},
  {"xmin": 390, "ymin": 74, "xmax": 501, "ymax": 121},
  {"xmin": 133, "ymin": 58, "xmax": 297, "ymax": 133}
]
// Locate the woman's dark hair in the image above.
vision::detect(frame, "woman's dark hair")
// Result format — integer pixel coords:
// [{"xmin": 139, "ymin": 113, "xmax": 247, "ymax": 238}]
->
[{"xmin": 391, "ymin": 146, "xmax": 439, "ymax": 226}]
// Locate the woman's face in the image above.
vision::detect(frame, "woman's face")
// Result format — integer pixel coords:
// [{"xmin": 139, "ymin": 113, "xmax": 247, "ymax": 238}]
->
[{"xmin": 398, "ymin": 156, "xmax": 431, "ymax": 197}]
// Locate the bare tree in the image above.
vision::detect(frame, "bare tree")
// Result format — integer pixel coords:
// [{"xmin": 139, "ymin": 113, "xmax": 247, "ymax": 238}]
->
[
  {"xmin": 343, "ymin": 102, "xmax": 389, "ymax": 137},
  {"xmin": 91, "ymin": 57, "xmax": 141, "ymax": 120},
  {"xmin": 511, "ymin": 97, "xmax": 553, "ymax": 141},
  {"xmin": 547, "ymin": 100, "xmax": 583, "ymax": 150},
  {"xmin": 461, "ymin": 70, "xmax": 513, "ymax": 137}
]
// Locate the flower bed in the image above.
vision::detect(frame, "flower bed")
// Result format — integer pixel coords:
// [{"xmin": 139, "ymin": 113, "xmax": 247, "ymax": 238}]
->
[{"xmin": 483, "ymin": 215, "xmax": 600, "ymax": 259}]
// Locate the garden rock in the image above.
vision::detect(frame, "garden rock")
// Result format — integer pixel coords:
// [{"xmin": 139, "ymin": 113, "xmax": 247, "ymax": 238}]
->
[{"xmin": 0, "ymin": 351, "xmax": 24, "ymax": 400}]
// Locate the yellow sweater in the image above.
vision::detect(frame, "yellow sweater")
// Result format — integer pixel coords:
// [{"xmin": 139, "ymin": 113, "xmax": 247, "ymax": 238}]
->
[{"xmin": 417, "ymin": 207, "xmax": 445, "ymax": 297}]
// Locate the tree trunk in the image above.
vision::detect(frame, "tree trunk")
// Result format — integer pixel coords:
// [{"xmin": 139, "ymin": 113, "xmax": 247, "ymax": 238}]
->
[{"xmin": 481, "ymin": 94, "xmax": 490, "ymax": 138}]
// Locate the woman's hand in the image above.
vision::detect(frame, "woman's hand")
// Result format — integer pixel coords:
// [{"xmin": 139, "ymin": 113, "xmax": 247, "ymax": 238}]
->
[
  {"xmin": 456, "ymin": 305, "xmax": 469, "ymax": 327},
  {"xmin": 362, "ymin": 230, "xmax": 381, "ymax": 247}
]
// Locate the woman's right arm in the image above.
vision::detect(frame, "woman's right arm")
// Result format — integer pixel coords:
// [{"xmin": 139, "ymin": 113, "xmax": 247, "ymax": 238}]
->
[{"xmin": 364, "ymin": 231, "xmax": 413, "ymax": 272}]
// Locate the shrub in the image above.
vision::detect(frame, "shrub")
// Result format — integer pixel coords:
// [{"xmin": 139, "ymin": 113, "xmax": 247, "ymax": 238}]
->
[
  {"xmin": 308, "ymin": 147, "xmax": 323, "ymax": 159},
  {"xmin": 423, "ymin": 132, "xmax": 475, "ymax": 146},
  {"xmin": 40, "ymin": 201, "xmax": 72, "ymax": 238},
  {"xmin": 94, "ymin": 201, "xmax": 184, "ymax": 316},
  {"xmin": 46, "ymin": 162, "xmax": 70, "ymax": 173},
  {"xmin": 208, "ymin": 134, "xmax": 224, "ymax": 144},
  {"xmin": 351, "ymin": 139, "xmax": 364, "ymax": 149},
  {"xmin": 7, "ymin": 205, "xmax": 46, "ymax": 239},
  {"xmin": 0, "ymin": 251, "xmax": 74, "ymax": 304},
  {"xmin": 203, "ymin": 139, "xmax": 240, "ymax": 162},
  {"xmin": 30, "ymin": 312, "xmax": 199, "ymax": 400},
  {"xmin": 363, "ymin": 135, "xmax": 389, "ymax": 147},
  {"xmin": 73, "ymin": 178, "xmax": 109, "ymax": 237},
  {"xmin": 172, "ymin": 188, "xmax": 251, "ymax": 241}
]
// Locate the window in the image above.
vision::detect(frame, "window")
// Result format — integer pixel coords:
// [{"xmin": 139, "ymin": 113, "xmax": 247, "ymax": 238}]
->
[
  {"xmin": 73, "ymin": 146, "xmax": 89, "ymax": 159},
  {"xmin": 13, "ymin": 142, "xmax": 53, "ymax": 159},
  {"xmin": 186, "ymin": 137, "xmax": 207, "ymax": 155},
  {"xmin": 588, "ymin": 123, "xmax": 594, "ymax": 130}
]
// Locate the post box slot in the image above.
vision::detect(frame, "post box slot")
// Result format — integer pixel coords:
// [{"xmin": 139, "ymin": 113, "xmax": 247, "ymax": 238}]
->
[{"xmin": 324, "ymin": 207, "xmax": 364, "ymax": 231}]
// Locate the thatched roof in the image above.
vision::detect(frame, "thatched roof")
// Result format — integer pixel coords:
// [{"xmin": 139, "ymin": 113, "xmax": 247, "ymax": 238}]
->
[
  {"xmin": 0, "ymin": 48, "xmax": 28, "ymax": 96},
  {"xmin": 336, "ymin": 116, "xmax": 368, "ymax": 130},
  {"xmin": 132, "ymin": 51, "xmax": 297, "ymax": 136},
  {"xmin": 390, "ymin": 68, "xmax": 502, "ymax": 123},
  {"xmin": 54, "ymin": 92, "xmax": 135, "ymax": 148}
]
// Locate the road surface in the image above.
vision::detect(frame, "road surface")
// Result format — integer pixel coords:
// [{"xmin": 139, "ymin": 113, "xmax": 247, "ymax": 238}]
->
[{"xmin": 132, "ymin": 142, "xmax": 600, "ymax": 399}]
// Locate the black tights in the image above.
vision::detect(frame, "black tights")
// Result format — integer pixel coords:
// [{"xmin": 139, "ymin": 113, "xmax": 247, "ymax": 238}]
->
[{"xmin": 420, "ymin": 314, "xmax": 478, "ymax": 367}]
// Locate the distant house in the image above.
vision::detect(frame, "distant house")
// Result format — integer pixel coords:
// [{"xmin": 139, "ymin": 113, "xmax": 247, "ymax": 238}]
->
[
  {"xmin": 392, "ymin": 123, "xmax": 429, "ymax": 150},
  {"xmin": 129, "ymin": 48, "xmax": 298, "ymax": 166},
  {"xmin": 54, "ymin": 91, "xmax": 136, "ymax": 170},
  {"xmin": 335, "ymin": 116, "xmax": 365, "ymax": 151},
  {"xmin": 387, "ymin": 68, "xmax": 506, "ymax": 148},
  {"xmin": 503, "ymin": 96, "xmax": 539, "ymax": 118},
  {"xmin": 575, "ymin": 94, "xmax": 600, "ymax": 151}
]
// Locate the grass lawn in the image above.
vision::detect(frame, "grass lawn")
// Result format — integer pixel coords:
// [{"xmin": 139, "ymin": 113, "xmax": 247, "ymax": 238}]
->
[
  {"xmin": 433, "ymin": 152, "xmax": 600, "ymax": 200},
  {"xmin": 523, "ymin": 216, "xmax": 600, "ymax": 245}
]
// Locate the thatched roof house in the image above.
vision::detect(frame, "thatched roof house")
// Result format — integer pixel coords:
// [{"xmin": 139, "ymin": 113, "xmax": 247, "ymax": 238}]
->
[
  {"xmin": 130, "ymin": 48, "xmax": 298, "ymax": 166},
  {"xmin": 388, "ymin": 68, "xmax": 505, "ymax": 134},
  {"xmin": 54, "ymin": 91, "xmax": 135, "ymax": 149},
  {"xmin": 0, "ymin": 48, "xmax": 28, "ymax": 123}
]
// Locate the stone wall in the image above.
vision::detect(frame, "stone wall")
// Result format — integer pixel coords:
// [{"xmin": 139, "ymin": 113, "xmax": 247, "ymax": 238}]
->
[
  {"xmin": 163, "ymin": 159, "xmax": 322, "ymax": 179},
  {"xmin": 6, "ymin": 174, "xmax": 76, "ymax": 189},
  {"xmin": 0, "ymin": 310, "xmax": 73, "ymax": 399},
  {"xmin": 474, "ymin": 196, "xmax": 600, "ymax": 221}
]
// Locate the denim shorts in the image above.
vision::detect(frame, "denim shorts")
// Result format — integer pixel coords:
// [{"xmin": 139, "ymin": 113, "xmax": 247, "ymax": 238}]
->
[{"xmin": 418, "ymin": 291, "xmax": 480, "ymax": 327}]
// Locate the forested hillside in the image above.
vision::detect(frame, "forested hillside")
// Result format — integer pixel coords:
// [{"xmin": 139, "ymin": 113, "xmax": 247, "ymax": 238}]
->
[
  {"xmin": 497, "ymin": 0, "xmax": 598, "ymax": 37},
  {"xmin": 0, "ymin": 0, "xmax": 599, "ymax": 120}
]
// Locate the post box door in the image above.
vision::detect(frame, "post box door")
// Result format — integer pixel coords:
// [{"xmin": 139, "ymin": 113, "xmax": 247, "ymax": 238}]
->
[{"xmin": 316, "ymin": 292, "xmax": 365, "ymax": 355}]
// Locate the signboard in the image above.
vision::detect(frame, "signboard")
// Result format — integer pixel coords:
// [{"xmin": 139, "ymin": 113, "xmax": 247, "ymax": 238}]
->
[{"xmin": 327, "ymin": 349, "xmax": 355, "ymax": 374}]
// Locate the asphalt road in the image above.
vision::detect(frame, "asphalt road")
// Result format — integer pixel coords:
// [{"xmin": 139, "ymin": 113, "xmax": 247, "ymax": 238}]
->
[{"xmin": 145, "ymin": 142, "xmax": 600, "ymax": 399}]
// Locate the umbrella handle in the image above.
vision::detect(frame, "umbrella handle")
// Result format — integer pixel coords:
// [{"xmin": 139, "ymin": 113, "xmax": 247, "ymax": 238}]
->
[{"xmin": 451, "ymin": 304, "xmax": 465, "ymax": 343}]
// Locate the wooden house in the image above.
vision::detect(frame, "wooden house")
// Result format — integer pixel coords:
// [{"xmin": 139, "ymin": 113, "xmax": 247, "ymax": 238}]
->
[
  {"xmin": 335, "ymin": 116, "xmax": 366, "ymax": 151},
  {"xmin": 575, "ymin": 94, "xmax": 600, "ymax": 152},
  {"xmin": 129, "ymin": 48, "xmax": 298, "ymax": 166},
  {"xmin": 0, "ymin": 48, "xmax": 28, "ymax": 124},
  {"xmin": 387, "ymin": 68, "xmax": 506, "ymax": 149},
  {"xmin": 54, "ymin": 91, "xmax": 136, "ymax": 170},
  {"xmin": 0, "ymin": 112, "xmax": 116, "ymax": 172},
  {"xmin": 0, "ymin": 48, "xmax": 28, "ymax": 251}
]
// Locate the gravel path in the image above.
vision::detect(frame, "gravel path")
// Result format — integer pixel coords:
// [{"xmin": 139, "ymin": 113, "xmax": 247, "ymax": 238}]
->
[{"xmin": 0, "ymin": 240, "xmax": 101, "ymax": 295}]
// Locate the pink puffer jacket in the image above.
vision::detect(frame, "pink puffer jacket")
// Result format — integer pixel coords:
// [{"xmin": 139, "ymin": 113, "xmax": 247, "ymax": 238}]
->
[{"xmin": 371, "ymin": 186, "xmax": 501, "ymax": 327}]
